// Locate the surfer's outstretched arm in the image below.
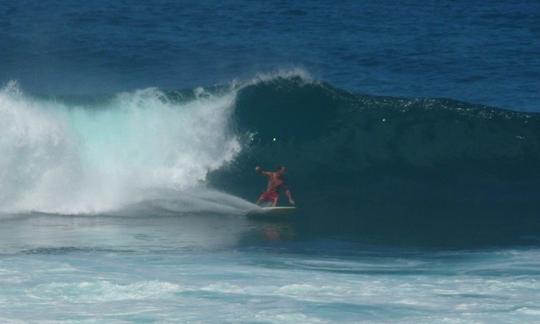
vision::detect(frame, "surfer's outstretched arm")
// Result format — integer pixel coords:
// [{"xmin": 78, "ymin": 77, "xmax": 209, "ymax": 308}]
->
[{"xmin": 255, "ymin": 166, "xmax": 271, "ymax": 177}]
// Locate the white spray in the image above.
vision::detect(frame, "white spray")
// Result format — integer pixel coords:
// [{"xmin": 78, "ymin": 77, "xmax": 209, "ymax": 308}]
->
[{"xmin": 0, "ymin": 82, "xmax": 243, "ymax": 214}]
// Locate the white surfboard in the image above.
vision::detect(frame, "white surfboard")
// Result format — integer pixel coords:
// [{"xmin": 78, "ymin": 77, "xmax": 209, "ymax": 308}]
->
[{"xmin": 246, "ymin": 206, "xmax": 296, "ymax": 217}]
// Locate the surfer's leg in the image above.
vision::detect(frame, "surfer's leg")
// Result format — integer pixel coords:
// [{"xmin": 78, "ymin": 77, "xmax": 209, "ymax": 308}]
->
[
  {"xmin": 256, "ymin": 192, "xmax": 268, "ymax": 205},
  {"xmin": 255, "ymin": 192, "xmax": 264, "ymax": 205}
]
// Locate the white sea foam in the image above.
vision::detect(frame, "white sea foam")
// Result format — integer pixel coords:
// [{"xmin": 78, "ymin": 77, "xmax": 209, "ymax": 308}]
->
[
  {"xmin": 232, "ymin": 67, "xmax": 314, "ymax": 89},
  {"xmin": 1, "ymin": 247, "xmax": 539, "ymax": 323},
  {"xmin": 0, "ymin": 70, "xmax": 314, "ymax": 215},
  {"xmin": 0, "ymin": 82, "xmax": 242, "ymax": 214},
  {"xmin": 29, "ymin": 280, "xmax": 182, "ymax": 303}
]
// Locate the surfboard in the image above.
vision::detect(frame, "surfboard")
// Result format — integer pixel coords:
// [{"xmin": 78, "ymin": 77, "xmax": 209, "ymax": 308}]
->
[{"xmin": 246, "ymin": 206, "xmax": 296, "ymax": 218}]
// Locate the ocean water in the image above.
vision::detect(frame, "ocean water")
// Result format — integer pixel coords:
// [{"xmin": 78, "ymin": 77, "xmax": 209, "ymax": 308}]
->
[
  {"xmin": 2, "ymin": 214, "xmax": 540, "ymax": 323},
  {"xmin": 1, "ymin": 1, "xmax": 540, "ymax": 322}
]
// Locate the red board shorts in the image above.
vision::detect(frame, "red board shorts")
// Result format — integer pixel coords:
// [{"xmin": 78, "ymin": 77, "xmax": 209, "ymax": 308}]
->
[{"xmin": 260, "ymin": 190, "xmax": 279, "ymax": 202}]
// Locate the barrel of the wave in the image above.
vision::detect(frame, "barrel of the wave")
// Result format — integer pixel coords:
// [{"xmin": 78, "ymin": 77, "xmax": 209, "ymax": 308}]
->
[{"xmin": 209, "ymin": 78, "xmax": 540, "ymax": 244}]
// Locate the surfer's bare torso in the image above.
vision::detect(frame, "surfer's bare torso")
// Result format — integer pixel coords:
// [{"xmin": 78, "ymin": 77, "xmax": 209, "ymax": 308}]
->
[{"xmin": 255, "ymin": 166, "xmax": 295, "ymax": 206}]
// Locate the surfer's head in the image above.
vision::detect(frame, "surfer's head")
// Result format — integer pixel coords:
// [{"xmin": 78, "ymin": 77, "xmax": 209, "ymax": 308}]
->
[{"xmin": 276, "ymin": 166, "xmax": 286, "ymax": 175}]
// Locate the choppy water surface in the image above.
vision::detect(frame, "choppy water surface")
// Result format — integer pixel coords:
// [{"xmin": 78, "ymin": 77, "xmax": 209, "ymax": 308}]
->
[{"xmin": 1, "ymin": 214, "xmax": 540, "ymax": 323}]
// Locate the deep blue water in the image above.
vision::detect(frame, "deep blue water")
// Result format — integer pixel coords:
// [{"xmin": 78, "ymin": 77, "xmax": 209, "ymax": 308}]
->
[
  {"xmin": 1, "ymin": 0, "xmax": 539, "ymax": 110},
  {"xmin": 1, "ymin": 1, "xmax": 540, "ymax": 322}
]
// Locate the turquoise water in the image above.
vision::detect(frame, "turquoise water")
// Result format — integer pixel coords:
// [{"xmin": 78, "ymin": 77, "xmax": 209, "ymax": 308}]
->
[{"xmin": 1, "ymin": 214, "xmax": 540, "ymax": 323}]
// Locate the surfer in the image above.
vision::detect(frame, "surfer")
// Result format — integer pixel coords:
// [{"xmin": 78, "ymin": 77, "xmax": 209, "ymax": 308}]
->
[{"xmin": 255, "ymin": 166, "xmax": 295, "ymax": 207}]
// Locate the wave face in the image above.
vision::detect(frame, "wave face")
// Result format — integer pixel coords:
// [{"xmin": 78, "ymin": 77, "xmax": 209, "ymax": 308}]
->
[
  {"xmin": 209, "ymin": 75, "xmax": 540, "ymax": 246},
  {"xmin": 0, "ymin": 81, "xmax": 241, "ymax": 214},
  {"xmin": 2, "ymin": 72, "xmax": 540, "ymax": 245}
]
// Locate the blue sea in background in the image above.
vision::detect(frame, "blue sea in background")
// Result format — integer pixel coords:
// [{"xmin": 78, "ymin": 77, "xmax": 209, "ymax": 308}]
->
[
  {"xmin": 2, "ymin": 0, "xmax": 539, "ymax": 111},
  {"xmin": 1, "ymin": 1, "xmax": 540, "ymax": 322}
]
